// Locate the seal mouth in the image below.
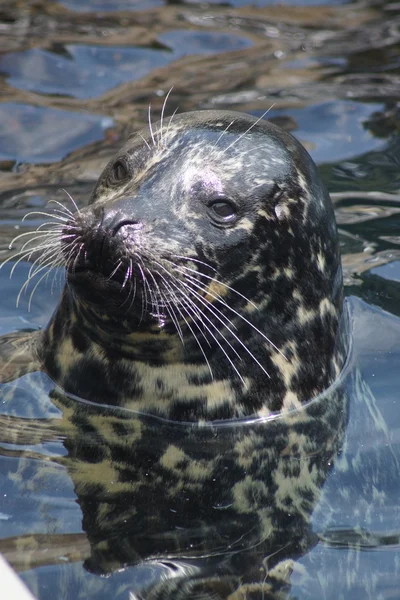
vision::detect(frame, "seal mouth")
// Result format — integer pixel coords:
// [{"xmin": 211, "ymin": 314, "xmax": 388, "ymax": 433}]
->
[
  {"xmin": 66, "ymin": 257, "xmax": 181, "ymax": 310},
  {"xmin": 61, "ymin": 217, "xmax": 217, "ymax": 319},
  {"xmin": 67, "ymin": 266, "xmax": 121, "ymax": 286},
  {"xmin": 66, "ymin": 260, "xmax": 142, "ymax": 296}
]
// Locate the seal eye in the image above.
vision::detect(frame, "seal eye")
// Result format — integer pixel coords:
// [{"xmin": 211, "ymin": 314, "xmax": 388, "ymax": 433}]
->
[
  {"xmin": 111, "ymin": 160, "xmax": 129, "ymax": 183},
  {"xmin": 208, "ymin": 200, "xmax": 237, "ymax": 223}
]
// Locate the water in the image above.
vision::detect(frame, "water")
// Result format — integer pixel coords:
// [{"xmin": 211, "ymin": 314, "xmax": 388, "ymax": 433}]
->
[{"xmin": 0, "ymin": 0, "xmax": 400, "ymax": 598}]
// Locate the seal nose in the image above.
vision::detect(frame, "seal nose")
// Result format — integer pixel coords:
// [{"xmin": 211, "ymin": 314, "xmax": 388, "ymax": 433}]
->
[
  {"xmin": 111, "ymin": 219, "xmax": 143, "ymax": 237},
  {"xmin": 100, "ymin": 209, "xmax": 143, "ymax": 236}
]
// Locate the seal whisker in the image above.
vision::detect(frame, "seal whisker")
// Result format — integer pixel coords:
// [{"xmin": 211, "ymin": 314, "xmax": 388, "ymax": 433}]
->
[
  {"xmin": 136, "ymin": 259, "xmax": 149, "ymax": 323},
  {"xmin": 125, "ymin": 277, "xmax": 138, "ymax": 315},
  {"xmin": 152, "ymin": 262, "xmax": 246, "ymax": 382},
  {"xmin": 60, "ymin": 233, "xmax": 77, "ymax": 240},
  {"xmin": 8, "ymin": 226, "xmax": 63, "ymax": 247},
  {"xmin": 150, "ymin": 261, "xmax": 208, "ymax": 346},
  {"xmin": 146, "ymin": 269, "xmax": 184, "ymax": 342},
  {"xmin": 162, "ymin": 267, "xmax": 238, "ymax": 334},
  {"xmin": 48, "ymin": 199, "xmax": 75, "ymax": 218},
  {"xmin": 23, "ymin": 227, "xmax": 62, "ymax": 241},
  {"xmin": 35, "ymin": 222, "xmax": 68, "ymax": 232},
  {"xmin": 147, "ymin": 273, "xmax": 161, "ymax": 318},
  {"xmin": 3, "ymin": 228, "xmax": 63, "ymax": 271},
  {"xmin": 155, "ymin": 261, "xmax": 241, "ymax": 358},
  {"xmin": 162, "ymin": 301, "xmax": 185, "ymax": 345},
  {"xmin": 137, "ymin": 258, "xmax": 155, "ymax": 316},
  {"xmin": 62, "ymin": 240, "xmax": 80, "ymax": 271},
  {"xmin": 176, "ymin": 302, "xmax": 214, "ymax": 379},
  {"xmin": 145, "ymin": 268, "xmax": 164, "ymax": 318},
  {"xmin": 50, "ymin": 263, "xmax": 64, "ymax": 295},
  {"xmin": 153, "ymin": 258, "xmax": 260, "ymax": 382},
  {"xmin": 178, "ymin": 277, "xmax": 267, "ymax": 381},
  {"xmin": 165, "ymin": 106, "xmax": 179, "ymax": 140},
  {"xmin": 119, "ymin": 277, "xmax": 136, "ymax": 312},
  {"xmin": 139, "ymin": 133, "xmax": 151, "ymax": 152},
  {"xmin": 69, "ymin": 242, "xmax": 85, "ymax": 276},
  {"xmin": 179, "ymin": 270, "xmax": 286, "ymax": 362},
  {"xmin": 27, "ymin": 247, "xmax": 63, "ymax": 280},
  {"xmin": 118, "ymin": 259, "xmax": 137, "ymax": 311},
  {"xmin": 22, "ymin": 211, "xmax": 68, "ymax": 223},
  {"xmin": 145, "ymin": 265, "xmax": 164, "ymax": 318},
  {"xmin": 152, "ymin": 259, "xmax": 212, "ymax": 351},
  {"xmin": 61, "ymin": 189, "xmax": 81, "ymax": 215},
  {"xmin": 122, "ymin": 259, "xmax": 132, "ymax": 289},
  {"xmin": 214, "ymin": 119, "xmax": 236, "ymax": 147},
  {"xmin": 27, "ymin": 259, "xmax": 64, "ymax": 311},
  {"xmin": 163, "ymin": 300, "xmax": 185, "ymax": 344},
  {"xmin": 49, "ymin": 208, "xmax": 75, "ymax": 221},
  {"xmin": 17, "ymin": 254, "xmax": 62, "ymax": 307},
  {"xmin": 23, "ymin": 225, "xmax": 64, "ymax": 243},
  {"xmin": 19, "ymin": 229, "xmax": 63, "ymax": 251},
  {"xmin": 222, "ymin": 104, "xmax": 275, "ymax": 155},
  {"xmin": 161, "ymin": 280, "xmax": 214, "ymax": 378},
  {"xmin": 12, "ymin": 234, "xmax": 60, "ymax": 260},
  {"xmin": 27, "ymin": 246, "xmax": 62, "ymax": 279},
  {"xmin": 11, "ymin": 245, "xmax": 57, "ymax": 279},
  {"xmin": 167, "ymin": 261, "xmax": 257, "ymax": 309},
  {"xmin": 148, "ymin": 104, "xmax": 156, "ymax": 148},
  {"xmin": 4, "ymin": 246, "xmax": 49, "ymax": 278},
  {"xmin": 159, "ymin": 86, "xmax": 174, "ymax": 147},
  {"xmin": 173, "ymin": 282, "xmax": 246, "ymax": 384},
  {"xmin": 107, "ymin": 260, "xmax": 123, "ymax": 282},
  {"xmin": 170, "ymin": 254, "xmax": 217, "ymax": 273},
  {"xmin": 7, "ymin": 238, "xmax": 61, "ymax": 277},
  {"xmin": 57, "ymin": 235, "xmax": 77, "ymax": 259}
]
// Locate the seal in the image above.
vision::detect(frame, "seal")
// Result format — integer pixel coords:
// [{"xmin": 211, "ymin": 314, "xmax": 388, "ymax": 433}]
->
[
  {"xmin": 0, "ymin": 109, "xmax": 345, "ymax": 421},
  {"xmin": 0, "ymin": 110, "xmax": 349, "ymax": 599}
]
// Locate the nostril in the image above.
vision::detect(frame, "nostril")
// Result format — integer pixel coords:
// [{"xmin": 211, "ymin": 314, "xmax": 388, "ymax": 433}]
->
[{"xmin": 112, "ymin": 220, "xmax": 143, "ymax": 236}]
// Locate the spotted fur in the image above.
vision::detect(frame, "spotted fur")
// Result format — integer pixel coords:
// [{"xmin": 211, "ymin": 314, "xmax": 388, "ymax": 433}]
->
[{"xmin": 0, "ymin": 110, "xmax": 349, "ymax": 598}]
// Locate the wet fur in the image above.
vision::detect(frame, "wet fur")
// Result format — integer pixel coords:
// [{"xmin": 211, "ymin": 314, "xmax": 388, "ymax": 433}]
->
[
  {"xmin": 4, "ymin": 110, "xmax": 345, "ymax": 420},
  {"xmin": 0, "ymin": 110, "xmax": 348, "ymax": 598}
]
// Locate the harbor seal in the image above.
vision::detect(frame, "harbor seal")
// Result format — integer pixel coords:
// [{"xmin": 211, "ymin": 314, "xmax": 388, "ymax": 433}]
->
[
  {"xmin": 0, "ymin": 110, "xmax": 349, "ymax": 598},
  {"xmin": 1, "ymin": 109, "xmax": 346, "ymax": 420}
]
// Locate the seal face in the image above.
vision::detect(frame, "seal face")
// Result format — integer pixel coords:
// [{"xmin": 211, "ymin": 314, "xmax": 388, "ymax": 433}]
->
[{"xmin": 7, "ymin": 110, "xmax": 345, "ymax": 421}]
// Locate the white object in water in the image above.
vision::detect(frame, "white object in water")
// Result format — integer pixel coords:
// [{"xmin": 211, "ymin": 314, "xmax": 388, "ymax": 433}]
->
[{"xmin": 0, "ymin": 554, "xmax": 37, "ymax": 600}]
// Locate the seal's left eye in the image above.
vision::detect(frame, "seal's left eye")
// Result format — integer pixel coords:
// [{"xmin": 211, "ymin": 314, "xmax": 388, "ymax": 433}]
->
[
  {"xmin": 208, "ymin": 200, "xmax": 237, "ymax": 222},
  {"xmin": 111, "ymin": 160, "xmax": 129, "ymax": 182}
]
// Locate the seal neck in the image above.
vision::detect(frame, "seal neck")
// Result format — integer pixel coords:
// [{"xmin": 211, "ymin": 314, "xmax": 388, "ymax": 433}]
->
[
  {"xmin": 38, "ymin": 284, "xmax": 347, "ymax": 421},
  {"xmin": 45, "ymin": 288, "xmax": 196, "ymax": 363}
]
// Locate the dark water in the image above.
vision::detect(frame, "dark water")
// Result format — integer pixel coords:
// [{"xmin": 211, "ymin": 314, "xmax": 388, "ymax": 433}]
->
[{"xmin": 0, "ymin": 0, "xmax": 400, "ymax": 598}]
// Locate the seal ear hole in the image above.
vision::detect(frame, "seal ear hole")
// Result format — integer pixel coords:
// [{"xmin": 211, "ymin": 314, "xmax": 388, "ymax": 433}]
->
[
  {"xmin": 207, "ymin": 199, "xmax": 238, "ymax": 224},
  {"xmin": 110, "ymin": 159, "xmax": 129, "ymax": 184}
]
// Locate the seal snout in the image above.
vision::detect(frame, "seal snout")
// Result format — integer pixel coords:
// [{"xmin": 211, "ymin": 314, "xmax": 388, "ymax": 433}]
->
[
  {"xmin": 111, "ymin": 219, "xmax": 143, "ymax": 236},
  {"xmin": 61, "ymin": 210, "xmax": 134, "ymax": 283},
  {"xmin": 99, "ymin": 206, "xmax": 143, "ymax": 237}
]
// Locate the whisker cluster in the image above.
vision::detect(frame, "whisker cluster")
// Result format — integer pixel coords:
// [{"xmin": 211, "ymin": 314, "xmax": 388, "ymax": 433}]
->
[
  {"xmin": 145, "ymin": 87, "xmax": 178, "ymax": 151},
  {"xmin": 118, "ymin": 251, "xmax": 286, "ymax": 383},
  {"xmin": 0, "ymin": 194, "xmax": 78, "ymax": 311}
]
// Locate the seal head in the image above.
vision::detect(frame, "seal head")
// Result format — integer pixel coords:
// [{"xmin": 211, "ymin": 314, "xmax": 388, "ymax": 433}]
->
[{"xmin": 40, "ymin": 110, "xmax": 344, "ymax": 420}]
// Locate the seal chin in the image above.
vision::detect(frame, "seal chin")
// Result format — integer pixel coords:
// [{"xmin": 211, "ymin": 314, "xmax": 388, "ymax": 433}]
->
[
  {"xmin": 66, "ymin": 260, "xmax": 140, "ymax": 316},
  {"xmin": 66, "ymin": 267, "xmax": 123, "ymax": 291},
  {"xmin": 66, "ymin": 259, "xmax": 178, "ymax": 326}
]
